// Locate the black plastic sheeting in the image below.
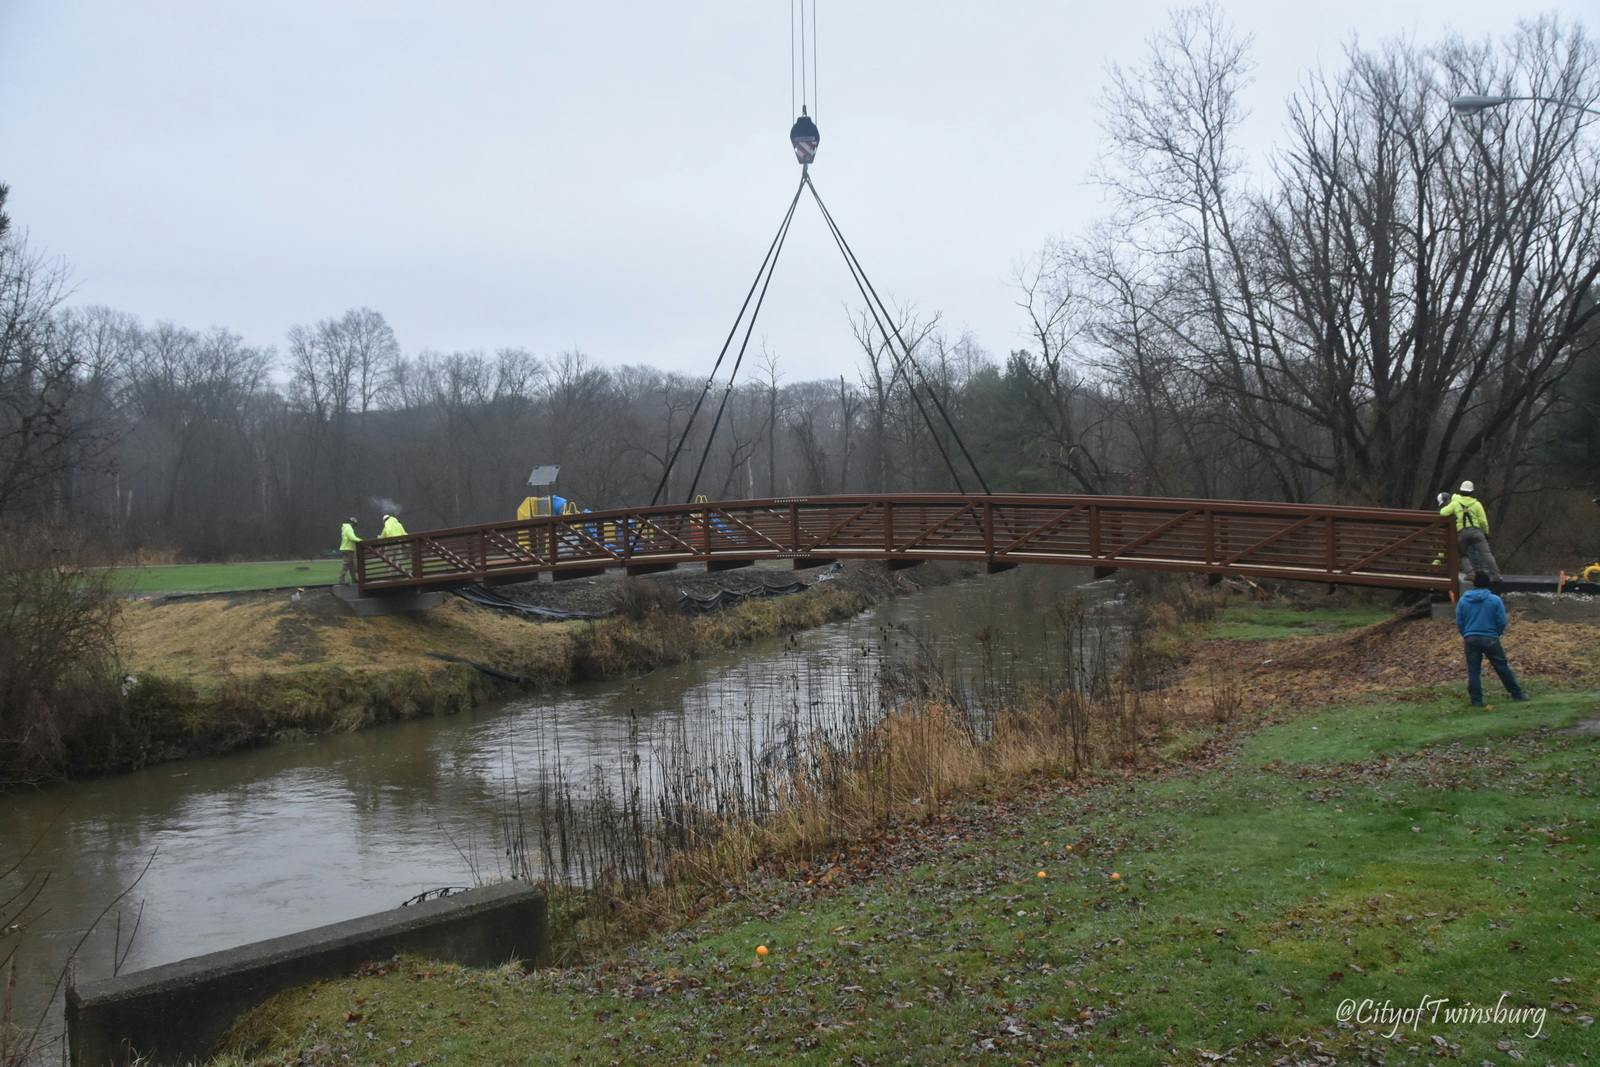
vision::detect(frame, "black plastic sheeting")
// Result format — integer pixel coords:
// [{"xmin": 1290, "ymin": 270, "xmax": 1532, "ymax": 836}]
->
[
  {"xmin": 677, "ymin": 579, "xmax": 808, "ymax": 614},
  {"xmin": 453, "ymin": 585, "xmax": 611, "ymax": 620},
  {"xmin": 454, "ymin": 577, "xmax": 812, "ymax": 620}
]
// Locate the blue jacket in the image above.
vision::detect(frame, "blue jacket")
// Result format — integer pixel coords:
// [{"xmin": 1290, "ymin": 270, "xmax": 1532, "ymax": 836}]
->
[{"xmin": 1456, "ymin": 588, "xmax": 1508, "ymax": 638}]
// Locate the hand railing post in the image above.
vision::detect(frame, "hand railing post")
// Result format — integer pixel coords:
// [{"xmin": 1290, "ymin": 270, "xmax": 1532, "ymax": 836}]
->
[
  {"xmin": 1089, "ymin": 505, "xmax": 1100, "ymax": 562},
  {"xmin": 983, "ymin": 500, "xmax": 994, "ymax": 559},
  {"xmin": 1445, "ymin": 515, "xmax": 1460, "ymax": 598},
  {"xmin": 789, "ymin": 502, "xmax": 800, "ymax": 553},
  {"xmin": 884, "ymin": 501, "xmax": 894, "ymax": 555},
  {"xmin": 1325, "ymin": 515, "xmax": 1338, "ymax": 575}
]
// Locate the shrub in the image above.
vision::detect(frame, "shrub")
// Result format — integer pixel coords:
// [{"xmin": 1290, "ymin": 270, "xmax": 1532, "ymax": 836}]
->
[{"xmin": 0, "ymin": 525, "xmax": 127, "ymax": 785}]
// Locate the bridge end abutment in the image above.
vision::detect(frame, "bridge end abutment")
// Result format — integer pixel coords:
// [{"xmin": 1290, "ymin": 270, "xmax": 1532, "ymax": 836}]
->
[{"xmin": 336, "ymin": 585, "xmax": 447, "ymax": 615}]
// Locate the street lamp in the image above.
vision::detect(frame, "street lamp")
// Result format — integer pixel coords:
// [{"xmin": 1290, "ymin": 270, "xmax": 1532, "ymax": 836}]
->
[{"xmin": 1451, "ymin": 93, "xmax": 1600, "ymax": 117}]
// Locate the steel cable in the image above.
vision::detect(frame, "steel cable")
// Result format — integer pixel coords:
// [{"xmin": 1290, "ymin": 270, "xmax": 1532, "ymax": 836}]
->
[{"xmin": 682, "ymin": 183, "xmax": 805, "ymax": 502}]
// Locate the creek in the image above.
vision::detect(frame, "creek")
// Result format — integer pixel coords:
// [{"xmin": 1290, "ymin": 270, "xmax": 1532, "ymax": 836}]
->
[{"xmin": 2, "ymin": 565, "xmax": 1117, "ymax": 1047}]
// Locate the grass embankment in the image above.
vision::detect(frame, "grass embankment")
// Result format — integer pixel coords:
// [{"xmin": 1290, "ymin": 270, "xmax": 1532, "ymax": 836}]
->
[
  {"xmin": 223, "ymin": 598, "xmax": 1600, "ymax": 1065},
  {"xmin": 1203, "ymin": 600, "xmax": 1391, "ymax": 640},
  {"xmin": 90, "ymin": 571, "xmax": 892, "ymax": 780}
]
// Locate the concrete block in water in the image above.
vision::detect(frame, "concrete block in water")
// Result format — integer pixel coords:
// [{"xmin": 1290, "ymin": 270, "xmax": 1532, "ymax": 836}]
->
[{"xmin": 66, "ymin": 881, "xmax": 546, "ymax": 1066}]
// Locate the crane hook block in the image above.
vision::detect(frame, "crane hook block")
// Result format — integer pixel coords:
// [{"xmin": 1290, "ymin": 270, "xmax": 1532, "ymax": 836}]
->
[{"xmin": 790, "ymin": 111, "xmax": 819, "ymax": 165}]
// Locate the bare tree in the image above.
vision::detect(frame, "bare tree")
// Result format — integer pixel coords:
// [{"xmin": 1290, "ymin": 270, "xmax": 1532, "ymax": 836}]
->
[
  {"xmin": 126, "ymin": 325, "xmax": 271, "ymax": 552},
  {"xmin": 0, "ymin": 234, "xmax": 87, "ymax": 519},
  {"xmin": 1095, "ymin": 6, "xmax": 1600, "ymax": 510},
  {"xmin": 784, "ymin": 380, "xmax": 835, "ymax": 494},
  {"xmin": 852, "ymin": 305, "xmax": 939, "ymax": 491},
  {"xmin": 333, "ymin": 307, "xmax": 400, "ymax": 415},
  {"xmin": 1009, "ymin": 249, "xmax": 1108, "ymax": 492},
  {"xmin": 755, "ymin": 347, "xmax": 786, "ymax": 496}
]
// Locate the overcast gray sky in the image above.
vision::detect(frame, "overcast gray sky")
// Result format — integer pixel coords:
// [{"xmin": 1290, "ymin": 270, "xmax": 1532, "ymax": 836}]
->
[{"xmin": 2, "ymin": 1, "xmax": 1592, "ymax": 380}]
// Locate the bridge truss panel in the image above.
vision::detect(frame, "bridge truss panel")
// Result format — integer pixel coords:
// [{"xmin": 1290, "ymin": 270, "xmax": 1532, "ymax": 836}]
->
[{"xmin": 355, "ymin": 494, "xmax": 1458, "ymax": 596}]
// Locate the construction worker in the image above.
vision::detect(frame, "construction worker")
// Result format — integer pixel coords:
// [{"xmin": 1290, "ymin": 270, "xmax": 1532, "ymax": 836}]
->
[
  {"xmin": 1456, "ymin": 570, "xmax": 1528, "ymax": 707},
  {"xmin": 380, "ymin": 513, "xmax": 407, "ymax": 539},
  {"xmin": 337, "ymin": 517, "xmax": 361, "ymax": 585},
  {"xmin": 1439, "ymin": 480, "xmax": 1500, "ymax": 582}
]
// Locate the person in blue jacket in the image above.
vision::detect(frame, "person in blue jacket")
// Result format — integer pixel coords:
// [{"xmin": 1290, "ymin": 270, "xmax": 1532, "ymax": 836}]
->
[{"xmin": 1455, "ymin": 571, "xmax": 1528, "ymax": 707}]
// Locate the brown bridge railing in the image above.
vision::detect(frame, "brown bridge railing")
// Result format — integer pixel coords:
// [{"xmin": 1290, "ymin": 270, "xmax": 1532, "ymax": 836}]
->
[{"xmin": 356, "ymin": 494, "xmax": 1458, "ymax": 596}]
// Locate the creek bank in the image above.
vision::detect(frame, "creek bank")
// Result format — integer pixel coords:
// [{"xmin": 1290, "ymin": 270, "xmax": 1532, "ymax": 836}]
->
[
  {"xmin": 36, "ymin": 561, "xmax": 969, "ymax": 787},
  {"xmin": 219, "ymin": 593, "xmax": 1600, "ymax": 1065}
]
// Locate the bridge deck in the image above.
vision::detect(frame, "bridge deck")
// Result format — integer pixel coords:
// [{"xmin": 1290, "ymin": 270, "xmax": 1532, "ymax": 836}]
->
[{"xmin": 356, "ymin": 494, "xmax": 1459, "ymax": 596}]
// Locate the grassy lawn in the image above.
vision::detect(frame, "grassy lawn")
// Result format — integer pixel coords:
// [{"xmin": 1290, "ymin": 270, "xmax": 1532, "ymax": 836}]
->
[
  {"xmin": 107, "ymin": 559, "xmax": 341, "ymax": 595},
  {"xmin": 226, "ymin": 689, "xmax": 1600, "ymax": 1064},
  {"xmin": 1204, "ymin": 601, "xmax": 1394, "ymax": 640}
]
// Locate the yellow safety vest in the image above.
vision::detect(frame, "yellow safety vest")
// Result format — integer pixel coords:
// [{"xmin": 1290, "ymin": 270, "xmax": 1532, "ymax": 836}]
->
[
  {"xmin": 1440, "ymin": 494, "xmax": 1489, "ymax": 535},
  {"xmin": 339, "ymin": 523, "xmax": 361, "ymax": 551}
]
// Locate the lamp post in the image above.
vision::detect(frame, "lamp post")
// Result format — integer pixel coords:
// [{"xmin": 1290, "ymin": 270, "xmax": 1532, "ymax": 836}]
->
[{"xmin": 1451, "ymin": 93, "xmax": 1599, "ymax": 117}]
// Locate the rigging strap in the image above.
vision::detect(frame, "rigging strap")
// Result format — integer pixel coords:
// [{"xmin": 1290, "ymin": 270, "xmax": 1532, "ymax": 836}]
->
[{"xmin": 682, "ymin": 177, "xmax": 804, "ymax": 502}]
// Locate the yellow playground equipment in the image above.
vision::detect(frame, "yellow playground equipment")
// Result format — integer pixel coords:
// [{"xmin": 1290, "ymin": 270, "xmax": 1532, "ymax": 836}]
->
[{"xmin": 1556, "ymin": 561, "xmax": 1600, "ymax": 592}]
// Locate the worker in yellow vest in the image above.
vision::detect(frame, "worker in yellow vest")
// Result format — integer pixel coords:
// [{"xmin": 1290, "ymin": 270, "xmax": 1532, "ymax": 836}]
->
[
  {"xmin": 1439, "ymin": 480, "xmax": 1500, "ymax": 582},
  {"xmin": 381, "ymin": 513, "xmax": 407, "ymax": 539},
  {"xmin": 337, "ymin": 517, "xmax": 361, "ymax": 585}
]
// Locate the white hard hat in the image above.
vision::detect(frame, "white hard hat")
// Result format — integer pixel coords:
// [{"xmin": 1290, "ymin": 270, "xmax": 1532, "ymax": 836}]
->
[{"xmin": 1459, "ymin": 480, "xmax": 1474, "ymax": 493}]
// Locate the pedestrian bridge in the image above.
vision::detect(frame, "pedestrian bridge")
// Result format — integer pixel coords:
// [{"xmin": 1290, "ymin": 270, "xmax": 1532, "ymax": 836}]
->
[{"xmin": 355, "ymin": 494, "xmax": 1458, "ymax": 596}]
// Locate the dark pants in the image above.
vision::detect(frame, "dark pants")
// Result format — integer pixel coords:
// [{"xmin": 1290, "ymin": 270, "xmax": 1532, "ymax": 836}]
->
[
  {"xmin": 1463, "ymin": 635, "xmax": 1524, "ymax": 705},
  {"xmin": 1457, "ymin": 527, "xmax": 1500, "ymax": 581},
  {"xmin": 339, "ymin": 550, "xmax": 358, "ymax": 585}
]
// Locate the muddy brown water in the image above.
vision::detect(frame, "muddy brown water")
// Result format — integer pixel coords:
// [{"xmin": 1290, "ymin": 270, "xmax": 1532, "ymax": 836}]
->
[{"xmin": 2, "ymin": 566, "xmax": 1113, "ymax": 1050}]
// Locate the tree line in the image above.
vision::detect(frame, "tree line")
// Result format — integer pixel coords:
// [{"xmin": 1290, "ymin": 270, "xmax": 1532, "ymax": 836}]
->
[{"xmin": 2, "ymin": 12, "xmax": 1596, "ymax": 566}]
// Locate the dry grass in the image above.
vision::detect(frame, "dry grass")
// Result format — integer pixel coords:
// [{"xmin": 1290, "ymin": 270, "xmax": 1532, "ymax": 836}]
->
[
  {"xmin": 118, "ymin": 584, "xmax": 871, "ymax": 687},
  {"xmin": 118, "ymin": 594, "xmax": 579, "ymax": 683},
  {"xmin": 569, "ymin": 585, "xmax": 871, "ymax": 679},
  {"xmin": 1170, "ymin": 609, "xmax": 1600, "ymax": 715},
  {"xmin": 560, "ymin": 694, "xmax": 1127, "ymax": 952}
]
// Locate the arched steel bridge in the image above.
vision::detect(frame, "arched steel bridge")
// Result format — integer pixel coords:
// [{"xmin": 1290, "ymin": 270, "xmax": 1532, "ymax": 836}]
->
[{"xmin": 355, "ymin": 494, "xmax": 1458, "ymax": 597}]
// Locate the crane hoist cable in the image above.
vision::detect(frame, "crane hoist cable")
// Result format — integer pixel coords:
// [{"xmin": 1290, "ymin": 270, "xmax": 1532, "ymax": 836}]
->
[
  {"xmin": 789, "ymin": 0, "xmax": 818, "ymax": 165},
  {"xmin": 681, "ymin": 179, "xmax": 806, "ymax": 503}
]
